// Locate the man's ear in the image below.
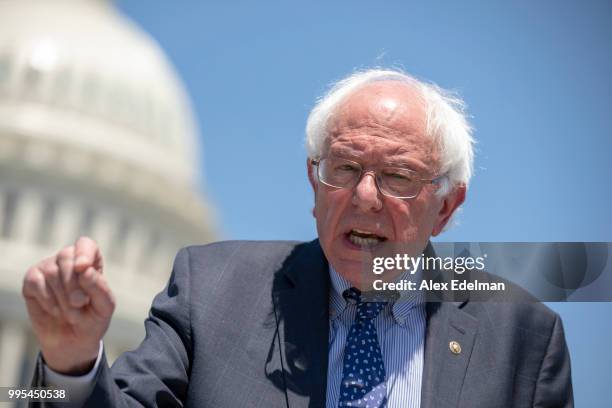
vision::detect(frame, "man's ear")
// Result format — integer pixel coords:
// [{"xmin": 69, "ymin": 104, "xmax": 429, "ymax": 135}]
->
[
  {"xmin": 431, "ymin": 183, "xmax": 466, "ymax": 236},
  {"xmin": 307, "ymin": 158, "xmax": 318, "ymax": 192},
  {"xmin": 307, "ymin": 158, "xmax": 318, "ymax": 217}
]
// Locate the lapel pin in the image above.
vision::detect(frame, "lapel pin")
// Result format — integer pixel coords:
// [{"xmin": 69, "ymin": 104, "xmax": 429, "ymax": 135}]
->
[{"xmin": 449, "ymin": 340, "xmax": 462, "ymax": 355}]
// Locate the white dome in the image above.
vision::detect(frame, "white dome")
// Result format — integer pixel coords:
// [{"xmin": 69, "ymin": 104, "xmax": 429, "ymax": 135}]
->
[
  {"xmin": 0, "ymin": 0, "xmax": 199, "ymax": 185},
  {"xmin": 0, "ymin": 0, "xmax": 217, "ymax": 384}
]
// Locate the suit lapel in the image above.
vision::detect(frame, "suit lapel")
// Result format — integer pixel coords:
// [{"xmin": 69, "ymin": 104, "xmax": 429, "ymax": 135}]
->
[
  {"xmin": 420, "ymin": 243, "xmax": 480, "ymax": 408},
  {"xmin": 272, "ymin": 240, "xmax": 330, "ymax": 408},
  {"xmin": 420, "ymin": 301, "xmax": 479, "ymax": 408}
]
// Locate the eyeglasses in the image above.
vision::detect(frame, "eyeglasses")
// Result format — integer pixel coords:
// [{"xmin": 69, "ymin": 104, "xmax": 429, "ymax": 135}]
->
[{"xmin": 311, "ymin": 157, "xmax": 444, "ymax": 199}]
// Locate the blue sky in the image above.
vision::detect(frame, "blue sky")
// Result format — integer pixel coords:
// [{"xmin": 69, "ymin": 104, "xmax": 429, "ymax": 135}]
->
[{"xmin": 119, "ymin": 1, "xmax": 612, "ymax": 404}]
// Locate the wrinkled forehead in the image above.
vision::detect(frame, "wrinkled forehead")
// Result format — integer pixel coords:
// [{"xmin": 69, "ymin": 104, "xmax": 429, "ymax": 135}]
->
[
  {"xmin": 322, "ymin": 81, "xmax": 437, "ymax": 167},
  {"xmin": 328, "ymin": 80, "xmax": 427, "ymax": 137}
]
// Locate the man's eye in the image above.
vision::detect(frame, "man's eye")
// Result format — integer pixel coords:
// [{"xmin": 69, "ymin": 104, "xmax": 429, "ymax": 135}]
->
[
  {"xmin": 336, "ymin": 164, "xmax": 359, "ymax": 172},
  {"xmin": 384, "ymin": 172, "xmax": 413, "ymax": 182}
]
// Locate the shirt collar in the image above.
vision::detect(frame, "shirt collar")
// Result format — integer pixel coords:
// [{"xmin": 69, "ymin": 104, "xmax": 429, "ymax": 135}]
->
[
  {"xmin": 329, "ymin": 264, "xmax": 351, "ymax": 320},
  {"xmin": 328, "ymin": 264, "xmax": 424, "ymax": 325}
]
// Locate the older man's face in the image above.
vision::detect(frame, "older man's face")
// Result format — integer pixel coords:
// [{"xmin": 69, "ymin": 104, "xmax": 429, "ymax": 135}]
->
[{"xmin": 308, "ymin": 82, "xmax": 465, "ymax": 288}]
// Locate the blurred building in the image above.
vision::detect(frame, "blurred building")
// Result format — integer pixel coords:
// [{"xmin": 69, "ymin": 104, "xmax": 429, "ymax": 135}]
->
[{"xmin": 0, "ymin": 0, "xmax": 217, "ymax": 395}]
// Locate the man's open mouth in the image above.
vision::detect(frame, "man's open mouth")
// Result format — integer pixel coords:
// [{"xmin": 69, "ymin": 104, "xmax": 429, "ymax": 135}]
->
[{"xmin": 346, "ymin": 228, "xmax": 388, "ymax": 247}]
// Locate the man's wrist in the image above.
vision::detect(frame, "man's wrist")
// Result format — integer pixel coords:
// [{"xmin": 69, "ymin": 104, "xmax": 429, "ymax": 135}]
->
[
  {"xmin": 43, "ymin": 341, "xmax": 103, "ymax": 379},
  {"xmin": 42, "ymin": 343, "xmax": 100, "ymax": 376},
  {"xmin": 42, "ymin": 341, "xmax": 103, "ymax": 406}
]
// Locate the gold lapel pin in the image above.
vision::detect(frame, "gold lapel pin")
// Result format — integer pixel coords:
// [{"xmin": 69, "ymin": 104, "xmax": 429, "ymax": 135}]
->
[{"xmin": 449, "ymin": 340, "xmax": 462, "ymax": 355}]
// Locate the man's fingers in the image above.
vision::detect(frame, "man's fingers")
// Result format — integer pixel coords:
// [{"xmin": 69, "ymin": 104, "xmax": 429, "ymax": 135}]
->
[
  {"xmin": 68, "ymin": 290, "xmax": 90, "ymax": 308},
  {"xmin": 44, "ymin": 252, "xmax": 82, "ymax": 324},
  {"xmin": 39, "ymin": 256, "xmax": 67, "ymax": 310},
  {"xmin": 24, "ymin": 293, "xmax": 53, "ymax": 325},
  {"xmin": 55, "ymin": 247, "xmax": 81, "ymax": 311},
  {"xmin": 22, "ymin": 267, "xmax": 60, "ymax": 317},
  {"xmin": 57, "ymin": 246, "xmax": 76, "ymax": 288},
  {"xmin": 56, "ymin": 246, "xmax": 90, "ymax": 306},
  {"xmin": 74, "ymin": 236, "xmax": 103, "ymax": 274},
  {"xmin": 24, "ymin": 241, "xmax": 111, "ymax": 329},
  {"xmin": 79, "ymin": 267, "xmax": 115, "ymax": 318},
  {"xmin": 57, "ymin": 244, "xmax": 93, "ymax": 307}
]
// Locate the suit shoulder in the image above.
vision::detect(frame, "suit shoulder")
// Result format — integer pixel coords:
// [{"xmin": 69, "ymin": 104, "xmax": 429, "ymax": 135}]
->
[
  {"xmin": 464, "ymin": 269, "xmax": 561, "ymax": 335},
  {"xmin": 176, "ymin": 240, "xmax": 305, "ymax": 279},
  {"xmin": 169, "ymin": 240, "xmax": 311, "ymax": 302},
  {"xmin": 183, "ymin": 240, "xmax": 301, "ymax": 258}
]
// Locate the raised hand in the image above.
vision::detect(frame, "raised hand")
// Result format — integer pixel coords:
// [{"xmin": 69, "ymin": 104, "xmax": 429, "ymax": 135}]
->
[{"xmin": 22, "ymin": 236, "xmax": 115, "ymax": 375}]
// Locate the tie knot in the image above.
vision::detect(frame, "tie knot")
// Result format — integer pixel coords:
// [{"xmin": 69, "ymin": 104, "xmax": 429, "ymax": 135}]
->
[
  {"xmin": 356, "ymin": 301, "xmax": 386, "ymax": 320},
  {"xmin": 343, "ymin": 288, "xmax": 386, "ymax": 321}
]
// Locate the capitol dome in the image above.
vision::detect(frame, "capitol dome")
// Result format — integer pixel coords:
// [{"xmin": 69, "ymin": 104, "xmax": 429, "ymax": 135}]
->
[{"xmin": 0, "ymin": 0, "xmax": 217, "ymax": 390}]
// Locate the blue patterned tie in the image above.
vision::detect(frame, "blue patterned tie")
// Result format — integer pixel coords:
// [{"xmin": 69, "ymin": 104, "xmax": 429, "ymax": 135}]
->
[{"xmin": 338, "ymin": 288, "xmax": 387, "ymax": 407}]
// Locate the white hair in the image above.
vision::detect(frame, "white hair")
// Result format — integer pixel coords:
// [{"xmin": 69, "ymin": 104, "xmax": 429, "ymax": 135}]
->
[{"xmin": 305, "ymin": 68, "xmax": 475, "ymax": 197}]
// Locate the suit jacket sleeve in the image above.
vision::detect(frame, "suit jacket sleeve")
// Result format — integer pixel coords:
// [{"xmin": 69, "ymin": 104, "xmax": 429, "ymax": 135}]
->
[
  {"xmin": 30, "ymin": 247, "xmax": 194, "ymax": 408},
  {"xmin": 533, "ymin": 314, "xmax": 573, "ymax": 408}
]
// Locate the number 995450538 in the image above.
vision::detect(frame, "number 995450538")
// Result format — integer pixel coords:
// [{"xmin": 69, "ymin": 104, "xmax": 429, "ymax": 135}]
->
[{"xmin": 1, "ymin": 387, "xmax": 68, "ymax": 402}]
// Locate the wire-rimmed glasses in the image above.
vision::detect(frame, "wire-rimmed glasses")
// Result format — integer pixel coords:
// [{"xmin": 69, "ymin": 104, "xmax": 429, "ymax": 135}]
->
[{"xmin": 311, "ymin": 157, "xmax": 444, "ymax": 199}]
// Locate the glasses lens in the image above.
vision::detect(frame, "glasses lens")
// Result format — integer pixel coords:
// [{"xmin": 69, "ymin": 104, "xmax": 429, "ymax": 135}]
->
[
  {"xmin": 317, "ymin": 158, "xmax": 424, "ymax": 198},
  {"xmin": 380, "ymin": 168, "xmax": 420, "ymax": 198},
  {"xmin": 319, "ymin": 158, "xmax": 360, "ymax": 188}
]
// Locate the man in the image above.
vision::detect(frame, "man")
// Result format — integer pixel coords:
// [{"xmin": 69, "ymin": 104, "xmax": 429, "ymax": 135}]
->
[{"xmin": 23, "ymin": 69, "xmax": 573, "ymax": 407}]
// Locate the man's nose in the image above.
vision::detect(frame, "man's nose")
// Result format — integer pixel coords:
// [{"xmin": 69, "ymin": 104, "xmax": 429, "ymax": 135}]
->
[{"xmin": 351, "ymin": 172, "xmax": 383, "ymax": 212}]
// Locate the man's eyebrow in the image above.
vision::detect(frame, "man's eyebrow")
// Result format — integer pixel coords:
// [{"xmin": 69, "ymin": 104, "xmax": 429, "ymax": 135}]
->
[
  {"xmin": 329, "ymin": 154, "xmax": 423, "ymax": 171},
  {"xmin": 382, "ymin": 159, "xmax": 420, "ymax": 169},
  {"xmin": 327, "ymin": 146, "xmax": 429, "ymax": 170},
  {"xmin": 328, "ymin": 147, "xmax": 359, "ymax": 159}
]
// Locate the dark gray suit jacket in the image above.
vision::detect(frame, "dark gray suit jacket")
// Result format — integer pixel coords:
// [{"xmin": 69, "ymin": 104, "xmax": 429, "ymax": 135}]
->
[{"xmin": 32, "ymin": 240, "xmax": 573, "ymax": 407}]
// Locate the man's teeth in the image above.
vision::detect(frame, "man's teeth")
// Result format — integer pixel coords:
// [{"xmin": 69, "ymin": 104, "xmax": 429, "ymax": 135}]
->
[
  {"xmin": 349, "ymin": 234, "xmax": 381, "ymax": 246},
  {"xmin": 348, "ymin": 229, "xmax": 385, "ymax": 246}
]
